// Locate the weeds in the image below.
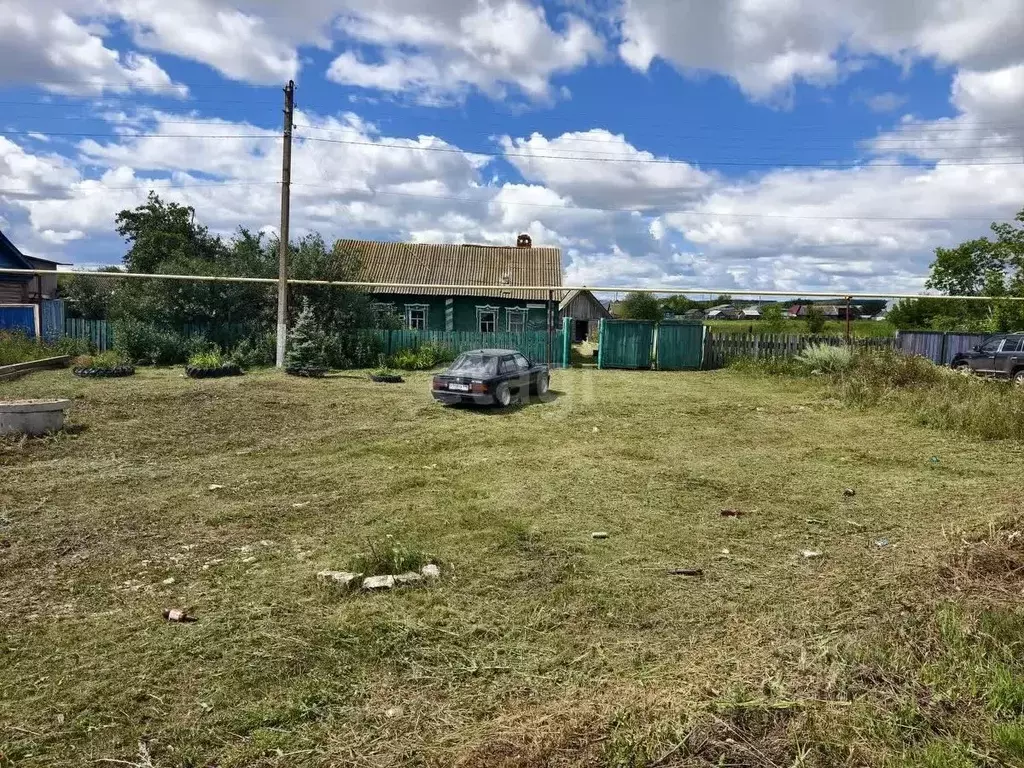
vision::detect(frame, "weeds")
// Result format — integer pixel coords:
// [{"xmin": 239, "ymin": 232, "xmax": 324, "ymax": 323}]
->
[
  {"xmin": 391, "ymin": 344, "xmax": 456, "ymax": 371},
  {"xmin": 348, "ymin": 536, "xmax": 429, "ymax": 576},
  {"xmin": 0, "ymin": 331, "xmax": 90, "ymax": 366},
  {"xmin": 795, "ymin": 342, "xmax": 854, "ymax": 374}
]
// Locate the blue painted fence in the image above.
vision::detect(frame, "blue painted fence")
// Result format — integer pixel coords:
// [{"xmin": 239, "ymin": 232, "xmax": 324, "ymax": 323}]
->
[
  {"xmin": 0, "ymin": 305, "xmax": 37, "ymax": 337},
  {"xmin": 895, "ymin": 330, "xmax": 989, "ymax": 366}
]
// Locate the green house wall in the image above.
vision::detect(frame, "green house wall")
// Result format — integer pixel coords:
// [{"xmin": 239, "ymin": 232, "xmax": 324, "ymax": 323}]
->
[{"xmin": 372, "ymin": 294, "xmax": 550, "ymax": 333}]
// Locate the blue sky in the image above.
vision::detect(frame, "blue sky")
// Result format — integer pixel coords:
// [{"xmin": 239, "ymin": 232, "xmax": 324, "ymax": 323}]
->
[{"xmin": 1, "ymin": 0, "xmax": 1023, "ymax": 295}]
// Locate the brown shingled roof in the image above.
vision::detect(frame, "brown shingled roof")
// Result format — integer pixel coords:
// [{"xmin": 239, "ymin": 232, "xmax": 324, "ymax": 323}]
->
[{"xmin": 334, "ymin": 239, "xmax": 562, "ymax": 301}]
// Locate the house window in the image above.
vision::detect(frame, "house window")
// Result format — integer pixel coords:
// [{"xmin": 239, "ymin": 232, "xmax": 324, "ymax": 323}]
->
[
  {"xmin": 405, "ymin": 304, "xmax": 429, "ymax": 331},
  {"xmin": 507, "ymin": 308, "xmax": 527, "ymax": 333},
  {"xmin": 477, "ymin": 306, "xmax": 499, "ymax": 334},
  {"xmin": 371, "ymin": 302, "xmax": 397, "ymax": 323}
]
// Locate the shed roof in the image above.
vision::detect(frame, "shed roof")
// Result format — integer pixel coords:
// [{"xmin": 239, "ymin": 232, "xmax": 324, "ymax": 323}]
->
[{"xmin": 334, "ymin": 239, "xmax": 562, "ymax": 301}]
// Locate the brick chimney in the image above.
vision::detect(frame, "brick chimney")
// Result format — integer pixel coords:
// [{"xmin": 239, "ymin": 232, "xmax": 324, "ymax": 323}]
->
[{"xmin": 516, "ymin": 233, "xmax": 532, "ymax": 248}]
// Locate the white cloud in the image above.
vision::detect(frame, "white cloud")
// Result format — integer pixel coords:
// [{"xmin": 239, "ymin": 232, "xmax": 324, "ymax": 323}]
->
[
  {"xmin": 112, "ymin": 0, "xmax": 299, "ymax": 84},
  {"xmin": 327, "ymin": 0, "xmax": 603, "ymax": 102},
  {"xmin": 500, "ymin": 130, "xmax": 713, "ymax": 210},
  {"xmin": 618, "ymin": 0, "xmax": 1024, "ymax": 100},
  {"xmin": 0, "ymin": 3, "xmax": 184, "ymax": 95}
]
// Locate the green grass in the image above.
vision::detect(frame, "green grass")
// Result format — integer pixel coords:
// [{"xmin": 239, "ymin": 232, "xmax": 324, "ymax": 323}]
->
[{"xmin": 2, "ymin": 368, "xmax": 1024, "ymax": 766}]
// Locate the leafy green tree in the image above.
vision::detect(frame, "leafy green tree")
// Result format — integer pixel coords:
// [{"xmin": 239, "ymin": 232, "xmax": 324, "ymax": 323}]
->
[
  {"xmin": 805, "ymin": 306, "xmax": 826, "ymax": 334},
  {"xmin": 619, "ymin": 291, "xmax": 663, "ymax": 322},
  {"xmin": 760, "ymin": 304, "xmax": 785, "ymax": 332},
  {"xmin": 661, "ymin": 295, "xmax": 698, "ymax": 316},
  {"xmin": 116, "ymin": 192, "xmax": 227, "ymax": 273},
  {"xmin": 59, "ymin": 267, "xmax": 121, "ymax": 319}
]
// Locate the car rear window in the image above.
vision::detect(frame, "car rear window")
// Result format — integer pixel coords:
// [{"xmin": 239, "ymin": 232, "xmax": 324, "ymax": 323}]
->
[
  {"xmin": 1004, "ymin": 337, "xmax": 1024, "ymax": 353},
  {"xmin": 450, "ymin": 355, "xmax": 497, "ymax": 376}
]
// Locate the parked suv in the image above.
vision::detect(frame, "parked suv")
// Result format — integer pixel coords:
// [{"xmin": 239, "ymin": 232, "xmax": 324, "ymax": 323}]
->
[{"xmin": 951, "ymin": 333, "xmax": 1024, "ymax": 384}]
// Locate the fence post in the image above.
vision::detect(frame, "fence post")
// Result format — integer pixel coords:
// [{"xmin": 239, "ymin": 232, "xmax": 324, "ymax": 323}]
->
[{"xmin": 939, "ymin": 332, "xmax": 948, "ymax": 366}]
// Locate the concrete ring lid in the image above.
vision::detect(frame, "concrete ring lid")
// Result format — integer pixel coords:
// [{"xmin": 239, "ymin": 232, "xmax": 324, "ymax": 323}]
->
[{"xmin": 0, "ymin": 399, "xmax": 73, "ymax": 413}]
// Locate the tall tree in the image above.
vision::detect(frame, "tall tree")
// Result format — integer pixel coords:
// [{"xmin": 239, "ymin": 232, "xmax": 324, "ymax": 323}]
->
[
  {"xmin": 619, "ymin": 291, "xmax": 663, "ymax": 322},
  {"xmin": 116, "ymin": 192, "xmax": 227, "ymax": 273}
]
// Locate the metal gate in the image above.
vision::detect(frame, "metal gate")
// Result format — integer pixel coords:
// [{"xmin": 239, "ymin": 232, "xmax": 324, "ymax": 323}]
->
[
  {"xmin": 656, "ymin": 322, "xmax": 704, "ymax": 370},
  {"xmin": 0, "ymin": 304, "xmax": 38, "ymax": 337},
  {"xmin": 597, "ymin": 320, "xmax": 655, "ymax": 369}
]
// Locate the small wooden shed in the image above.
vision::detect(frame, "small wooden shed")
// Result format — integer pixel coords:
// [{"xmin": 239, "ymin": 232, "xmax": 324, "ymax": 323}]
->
[{"xmin": 559, "ymin": 289, "xmax": 613, "ymax": 342}]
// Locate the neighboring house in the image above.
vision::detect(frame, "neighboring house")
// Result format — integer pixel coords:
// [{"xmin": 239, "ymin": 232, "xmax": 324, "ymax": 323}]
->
[
  {"xmin": 559, "ymin": 289, "xmax": 612, "ymax": 342},
  {"xmin": 706, "ymin": 304, "xmax": 743, "ymax": 320},
  {"xmin": 0, "ymin": 230, "xmax": 60, "ymax": 305},
  {"xmin": 787, "ymin": 304, "xmax": 810, "ymax": 318},
  {"xmin": 875, "ymin": 300, "xmax": 898, "ymax": 321},
  {"xmin": 335, "ymin": 235, "xmax": 562, "ymax": 333},
  {"xmin": 608, "ymin": 300, "xmax": 627, "ymax": 318},
  {"xmin": 740, "ymin": 305, "xmax": 762, "ymax": 319},
  {"xmin": 682, "ymin": 308, "xmax": 705, "ymax": 321}
]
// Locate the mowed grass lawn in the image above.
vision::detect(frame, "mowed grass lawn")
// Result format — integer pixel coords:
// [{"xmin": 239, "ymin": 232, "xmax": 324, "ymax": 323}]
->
[{"xmin": 1, "ymin": 368, "xmax": 1019, "ymax": 767}]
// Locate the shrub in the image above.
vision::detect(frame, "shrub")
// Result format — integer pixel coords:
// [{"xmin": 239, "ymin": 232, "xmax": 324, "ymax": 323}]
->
[
  {"xmin": 323, "ymin": 330, "xmax": 384, "ymax": 369},
  {"xmin": 796, "ymin": 342, "xmax": 854, "ymax": 374},
  {"xmin": 230, "ymin": 332, "xmax": 275, "ymax": 369},
  {"xmin": 113, "ymin": 319, "xmax": 189, "ymax": 365},
  {"xmin": 187, "ymin": 351, "xmax": 224, "ymax": 369},
  {"xmin": 392, "ymin": 348, "xmax": 420, "ymax": 371},
  {"xmin": 390, "ymin": 344, "xmax": 456, "ymax": 371},
  {"xmin": 805, "ymin": 306, "xmax": 826, "ymax": 334}
]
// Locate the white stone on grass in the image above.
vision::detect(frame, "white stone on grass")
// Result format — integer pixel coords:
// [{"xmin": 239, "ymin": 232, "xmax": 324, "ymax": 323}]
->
[
  {"xmin": 421, "ymin": 564, "xmax": 441, "ymax": 579},
  {"xmin": 362, "ymin": 575, "xmax": 396, "ymax": 590},
  {"xmin": 394, "ymin": 571, "xmax": 423, "ymax": 585},
  {"xmin": 317, "ymin": 570, "xmax": 362, "ymax": 589}
]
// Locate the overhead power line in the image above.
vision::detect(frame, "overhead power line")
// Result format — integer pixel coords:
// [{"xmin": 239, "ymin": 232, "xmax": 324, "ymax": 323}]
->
[
  {"xmin": 0, "ymin": 178, "xmax": 1010, "ymax": 222},
  {"xmin": 4, "ymin": 128, "xmax": 1024, "ymax": 167}
]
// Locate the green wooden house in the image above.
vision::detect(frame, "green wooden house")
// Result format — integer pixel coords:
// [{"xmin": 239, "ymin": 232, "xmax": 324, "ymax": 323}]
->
[{"xmin": 335, "ymin": 235, "xmax": 562, "ymax": 333}]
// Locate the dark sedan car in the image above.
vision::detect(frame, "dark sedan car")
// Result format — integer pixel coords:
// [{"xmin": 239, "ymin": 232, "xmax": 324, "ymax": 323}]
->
[
  {"xmin": 951, "ymin": 333, "xmax": 1024, "ymax": 384},
  {"xmin": 431, "ymin": 349, "xmax": 550, "ymax": 407}
]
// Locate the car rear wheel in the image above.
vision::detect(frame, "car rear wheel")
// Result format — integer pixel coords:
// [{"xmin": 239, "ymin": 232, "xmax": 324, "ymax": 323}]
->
[
  {"xmin": 1014, "ymin": 370, "xmax": 1024, "ymax": 386},
  {"xmin": 953, "ymin": 362, "xmax": 972, "ymax": 376},
  {"xmin": 495, "ymin": 382, "xmax": 512, "ymax": 408}
]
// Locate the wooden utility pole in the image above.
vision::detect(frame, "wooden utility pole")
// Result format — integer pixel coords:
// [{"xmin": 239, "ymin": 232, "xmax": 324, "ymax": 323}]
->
[
  {"xmin": 845, "ymin": 295, "xmax": 852, "ymax": 344},
  {"xmin": 275, "ymin": 80, "xmax": 296, "ymax": 368},
  {"xmin": 547, "ymin": 289, "xmax": 554, "ymax": 368}
]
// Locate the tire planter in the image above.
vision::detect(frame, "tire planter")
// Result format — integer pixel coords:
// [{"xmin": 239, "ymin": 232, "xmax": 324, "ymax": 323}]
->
[
  {"xmin": 285, "ymin": 366, "xmax": 328, "ymax": 379},
  {"xmin": 370, "ymin": 374, "xmax": 404, "ymax": 384},
  {"xmin": 73, "ymin": 365, "xmax": 136, "ymax": 379},
  {"xmin": 185, "ymin": 364, "xmax": 243, "ymax": 379}
]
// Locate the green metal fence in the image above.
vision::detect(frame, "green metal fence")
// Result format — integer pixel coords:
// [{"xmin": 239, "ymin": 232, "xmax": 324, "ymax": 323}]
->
[
  {"xmin": 597, "ymin": 320, "xmax": 656, "ymax": 369},
  {"xmin": 65, "ymin": 318, "xmax": 113, "ymax": 351},
  {"xmin": 656, "ymin": 322, "xmax": 705, "ymax": 370}
]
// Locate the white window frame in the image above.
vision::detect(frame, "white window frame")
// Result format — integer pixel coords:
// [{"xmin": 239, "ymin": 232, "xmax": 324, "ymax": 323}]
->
[
  {"xmin": 506, "ymin": 307, "xmax": 528, "ymax": 333},
  {"xmin": 476, "ymin": 305, "xmax": 499, "ymax": 334},
  {"xmin": 405, "ymin": 303, "xmax": 429, "ymax": 331}
]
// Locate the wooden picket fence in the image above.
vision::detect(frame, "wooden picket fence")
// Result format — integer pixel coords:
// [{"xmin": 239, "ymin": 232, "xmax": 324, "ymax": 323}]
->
[{"xmin": 703, "ymin": 332, "xmax": 894, "ymax": 369}]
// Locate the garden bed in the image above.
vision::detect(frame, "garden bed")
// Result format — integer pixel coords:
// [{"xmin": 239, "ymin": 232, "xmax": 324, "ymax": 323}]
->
[
  {"xmin": 285, "ymin": 366, "xmax": 328, "ymax": 379},
  {"xmin": 185, "ymin": 363, "xmax": 243, "ymax": 379}
]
